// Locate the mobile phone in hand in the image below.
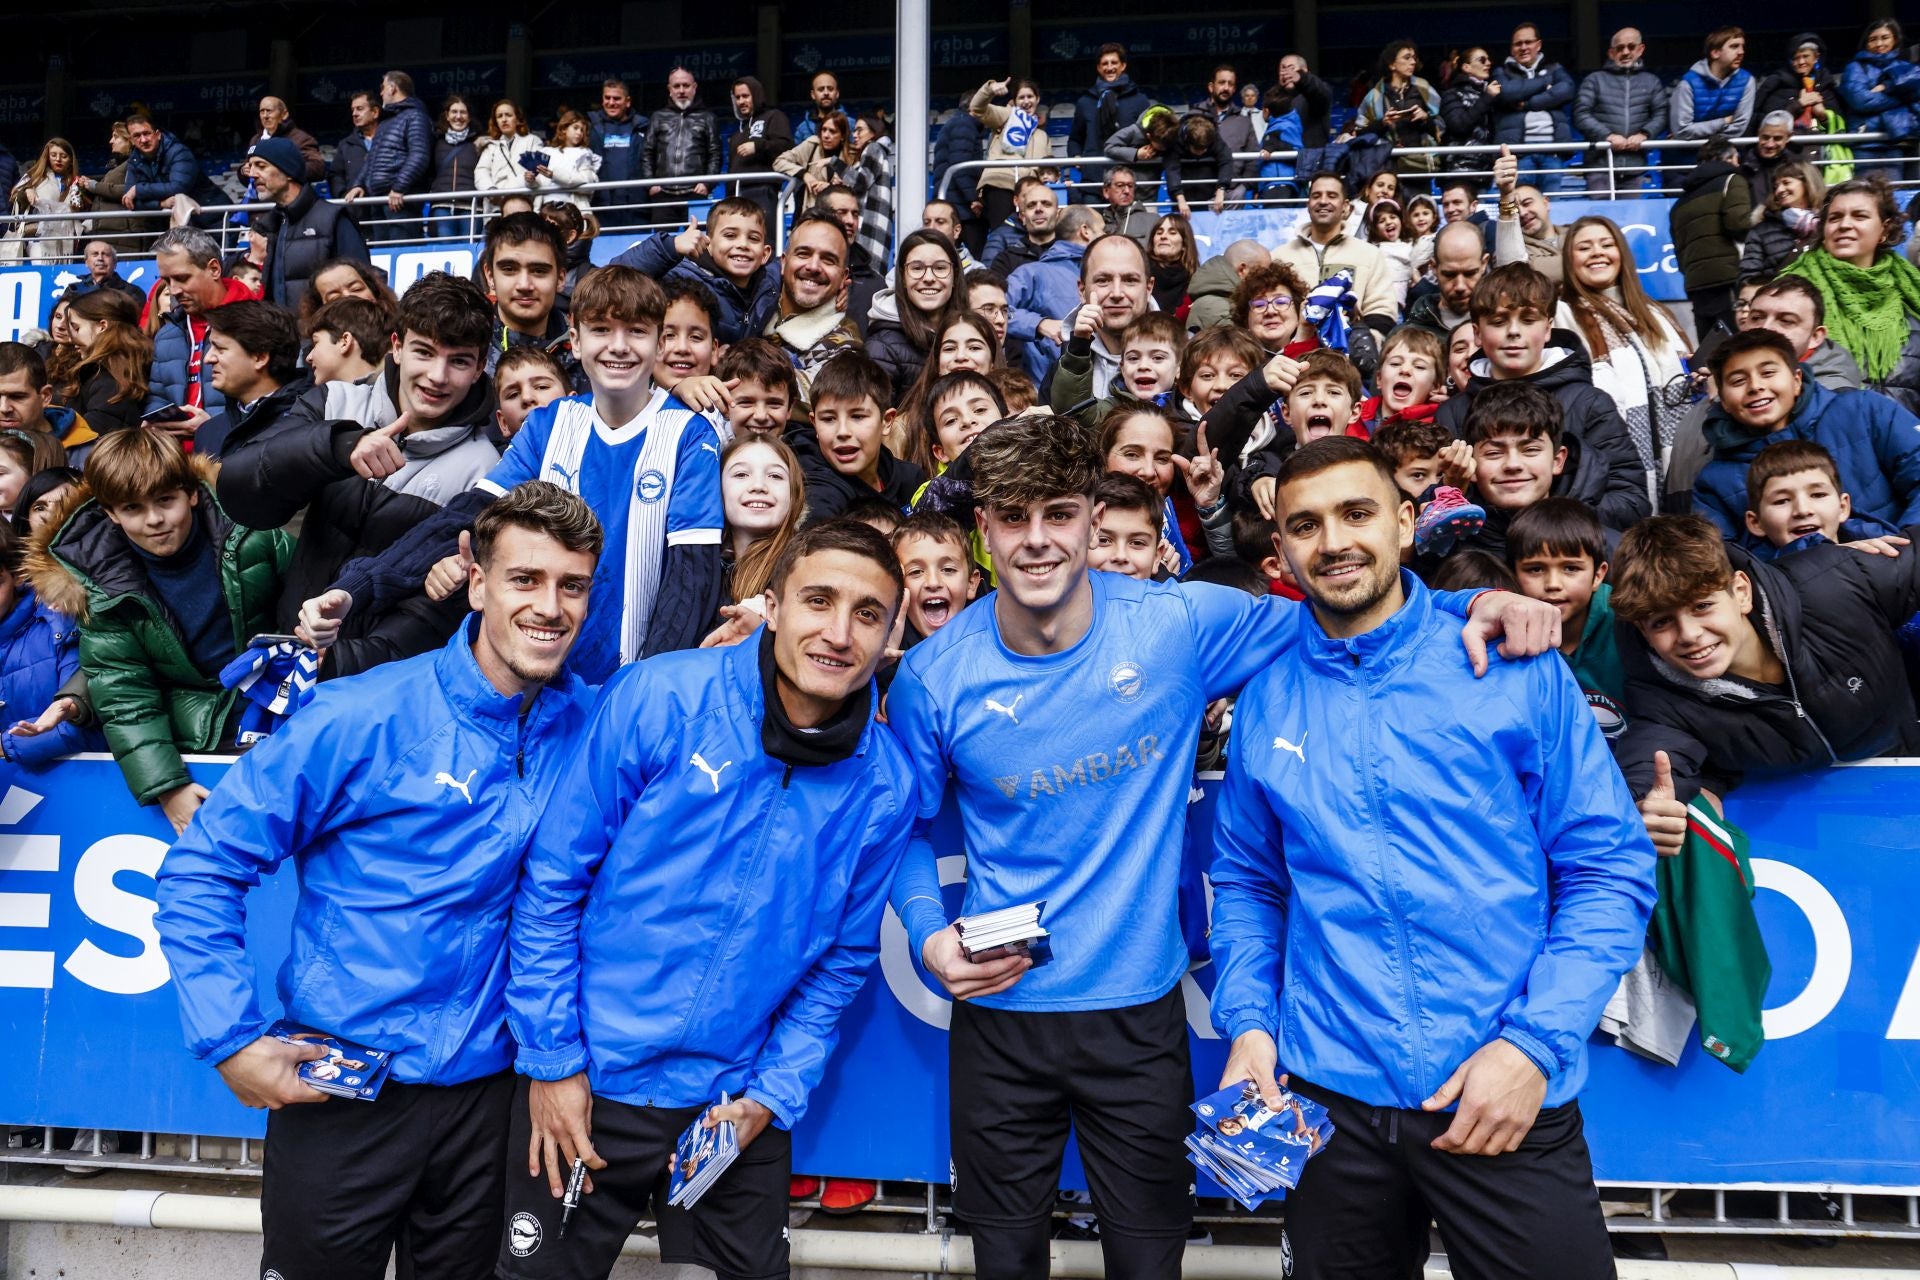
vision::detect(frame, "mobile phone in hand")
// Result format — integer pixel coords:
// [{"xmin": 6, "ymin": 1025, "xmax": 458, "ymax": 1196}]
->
[{"xmin": 142, "ymin": 403, "xmax": 191, "ymax": 425}]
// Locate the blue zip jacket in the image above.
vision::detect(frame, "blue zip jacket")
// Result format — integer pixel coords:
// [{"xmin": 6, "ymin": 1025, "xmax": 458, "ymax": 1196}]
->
[
  {"xmin": 610, "ymin": 230, "xmax": 782, "ymax": 346},
  {"xmin": 363, "ymin": 96, "xmax": 433, "ymax": 195},
  {"xmin": 1492, "ymin": 58, "xmax": 1576, "ymax": 144},
  {"xmin": 155, "ymin": 619, "xmax": 595, "ymax": 1084},
  {"xmin": 122, "ymin": 132, "xmax": 220, "ymax": 210},
  {"xmin": 507, "ymin": 639, "xmax": 915, "ymax": 1128},
  {"xmin": 1694, "ymin": 377, "xmax": 1920, "ymax": 548},
  {"xmin": 1005, "ymin": 239, "xmax": 1087, "ymax": 346},
  {"xmin": 1841, "ymin": 52, "xmax": 1920, "ymax": 142},
  {"xmin": 1209, "ymin": 574, "xmax": 1656, "ymax": 1111},
  {"xmin": 0, "ymin": 586, "xmax": 95, "ymax": 767},
  {"xmin": 588, "ymin": 109, "xmax": 644, "ymax": 191}
]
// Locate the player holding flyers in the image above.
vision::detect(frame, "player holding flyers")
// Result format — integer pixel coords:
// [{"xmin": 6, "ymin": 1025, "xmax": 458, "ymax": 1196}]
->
[{"xmin": 884, "ymin": 415, "xmax": 1562, "ymax": 1280}]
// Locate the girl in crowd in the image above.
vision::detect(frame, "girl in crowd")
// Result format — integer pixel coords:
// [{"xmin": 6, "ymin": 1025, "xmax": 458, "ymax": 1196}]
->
[
  {"xmin": 7, "ymin": 137, "xmax": 81, "ymax": 264},
  {"xmin": 1439, "ymin": 48, "xmax": 1501, "ymax": 172},
  {"xmin": 1447, "ymin": 322, "xmax": 1476, "ymax": 394},
  {"xmin": 866, "ymin": 228, "xmax": 963, "ymax": 403},
  {"xmin": 58, "ymin": 290, "xmax": 152, "ymax": 438},
  {"xmin": 969, "ymin": 77, "xmax": 1052, "ymax": 232},
  {"xmin": 475, "ymin": 99, "xmax": 546, "ymax": 209},
  {"xmin": 1099, "ymin": 404, "xmax": 1226, "ymax": 574},
  {"xmin": 1367, "ymin": 198, "xmax": 1414, "ymax": 311},
  {"xmin": 721, "ymin": 436, "xmax": 805, "ymax": 611},
  {"xmin": 1350, "ymin": 41, "xmax": 1442, "ymax": 175},
  {"xmin": 427, "ymin": 95, "xmax": 480, "ymax": 238},
  {"xmin": 1405, "ymin": 193, "xmax": 1442, "ymax": 283},
  {"xmin": 1740, "ymin": 157, "xmax": 1824, "ymax": 282},
  {"xmin": 892, "ymin": 311, "xmax": 1003, "ymax": 472},
  {"xmin": 0, "ymin": 433, "xmax": 67, "ymax": 523},
  {"xmin": 774, "ymin": 110, "xmax": 853, "ymax": 201},
  {"xmin": 1148, "ymin": 214, "xmax": 1198, "ymax": 316},
  {"xmin": 1346, "ymin": 169, "xmax": 1400, "ymax": 238},
  {"xmin": 845, "ymin": 115, "xmax": 897, "ymax": 268},
  {"xmin": 530, "ymin": 109, "xmax": 602, "ymax": 214},
  {"xmin": 12, "ymin": 466, "xmax": 81, "ymax": 539},
  {"xmin": 41, "ymin": 297, "xmax": 80, "ymax": 390},
  {"xmin": 1558, "ymin": 216, "xmax": 1690, "ymax": 503},
  {"xmin": 1782, "ymin": 177, "xmax": 1920, "ymax": 413}
]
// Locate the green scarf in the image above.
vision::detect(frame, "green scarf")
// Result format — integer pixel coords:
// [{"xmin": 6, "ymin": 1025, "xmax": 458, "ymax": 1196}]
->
[{"xmin": 1780, "ymin": 249, "xmax": 1920, "ymax": 385}]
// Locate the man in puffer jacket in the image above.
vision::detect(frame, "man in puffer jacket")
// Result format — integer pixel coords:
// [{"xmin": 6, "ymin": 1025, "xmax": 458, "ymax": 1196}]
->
[
  {"xmin": 1493, "ymin": 23, "xmax": 1578, "ymax": 191},
  {"xmin": 722, "ymin": 75, "xmax": 791, "ymax": 228},
  {"xmin": 1692, "ymin": 329, "xmax": 1920, "ymax": 547},
  {"xmin": 1211, "ymin": 436, "xmax": 1654, "ymax": 1280},
  {"xmin": 1669, "ymin": 138, "xmax": 1753, "ymax": 340},
  {"xmin": 642, "ymin": 66, "xmax": 722, "ymax": 225},
  {"xmin": 116, "ymin": 114, "xmax": 224, "ymax": 212},
  {"xmin": 1672, "ymin": 27, "xmax": 1756, "ymax": 139},
  {"xmin": 1573, "ymin": 29, "xmax": 1669, "ymax": 196},
  {"xmin": 347, "ymin": 71, "xmax": 433, "ymax": 243},
  {"xmin": 155, "ymin": 482, "xmax": 600, "ymax": 1280}
]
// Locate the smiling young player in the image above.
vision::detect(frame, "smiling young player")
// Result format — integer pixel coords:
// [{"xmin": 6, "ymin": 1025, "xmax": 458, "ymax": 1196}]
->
[{"xmin": 885, "ymin": 415, "xmax": 1561, "ymax": 1280}]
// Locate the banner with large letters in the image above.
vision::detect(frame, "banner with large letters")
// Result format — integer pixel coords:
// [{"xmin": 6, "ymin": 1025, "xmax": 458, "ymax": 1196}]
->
[{"xmin": 1, "ymin": 754, "xmax": 1915, "ymax": 1188}]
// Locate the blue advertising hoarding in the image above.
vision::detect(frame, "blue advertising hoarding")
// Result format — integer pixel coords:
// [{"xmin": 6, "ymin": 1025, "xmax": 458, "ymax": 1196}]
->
[{"xmin": 1, "ymin": 753, "xmax": 1916, "ymax": 1188}]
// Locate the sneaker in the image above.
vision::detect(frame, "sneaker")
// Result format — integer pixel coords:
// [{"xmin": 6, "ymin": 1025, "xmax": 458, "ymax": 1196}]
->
[
  {"xmin": 1053, "ymin": 1216, "xmax": 1101, "ymax": 1242},
  {"xmin": 62, "ymin": 1128, "xmax": 118, "ymax": 1176},
  {"xmin": 1188, "ymin": 1222, "xmax": 1214, "ymax": 1246},
  {"xmin": 818, "ymin": 1178, "xmax": 877, "ymax": 1214},
  {"xmin": 1413, "ymin": 486, "xmax": 1486, "ymax": 557},
  {"xmin": 788, "ymin": 1175, "xmax": 821, "ymax": 1201}
]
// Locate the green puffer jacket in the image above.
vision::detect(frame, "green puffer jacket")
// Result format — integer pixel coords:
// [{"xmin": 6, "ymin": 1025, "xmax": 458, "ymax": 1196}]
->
[{"xmin": 24, "ymin": 461, "xmax": 292, "ymax": 805}]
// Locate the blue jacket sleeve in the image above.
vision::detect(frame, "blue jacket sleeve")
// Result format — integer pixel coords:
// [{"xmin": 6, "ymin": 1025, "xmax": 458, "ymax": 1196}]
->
[
  {"xmin": 1868, "ymin": 395, "xmax": 1920, "ymax": 526},
  {"xmin": 394, "ymin": 111, "xmax": 431, "ymax": 192},
  {"xmin": 1495, "ymin": 657, "xmax": 1657, "ymax": 1082},
  {"xmin": 2, "ymin": 626, "xmax": 87, "ymax": 767},
  {"xmin": 745, "ymin": 767, "xmax": 915, "ymax": 1128},
  {"xmin": 507, "ymin": 666, "xmax": 655, "ymax": 1080},
  {"xmin": 153, "ymin": 698, "xmax": 352, "ymax": 1066},
  {"xmin": 609, "ymin": 229, "xmax": 682, "ymax": 278},
  {"xmin": 1206, "ymin": 691, "xmax": 1291, "ymax": 1043},
  {"xmin": 881, "ymin": 662, "xmax": 954, "ymax": 963},
  {"xmin": 1004, "ymin": 268, "xmax": 1047, "ymax": 343},
  {"xmin": 1841, "ymin": 61, "xmax": 1895, "ymax": 120}
]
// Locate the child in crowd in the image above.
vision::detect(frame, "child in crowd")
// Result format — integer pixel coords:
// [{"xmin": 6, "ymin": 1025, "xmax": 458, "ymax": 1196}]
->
[
  {"xmin": 1743, "ymin": 439, "xmax": 1909, "ymax": 557},
  {"xmin": 788, "ymin": 352, "xmax": 927, "ymax": 519},
  {"xmin": 1373, "ymin": 416, "xmax": 1486, "ymax": 557},
  {"xmin": 493, "ymin": 345, "xmax": 570, "ymax": 442},
  {"xmin": 302, "ymin": 297, "xmax": 390, "ymax": 387},
  {"xmin": 25, "ymin": 428, "xmax": 290, "ymax": 833},
  {"xmin": 650, "ymin": 278, "xmax": 730, "ymax": 418},
  {"xmin": 717, "ymin": 338, "xmax": 802, "ymax": 442},
  {"xmin": 1179, "ymin": 326, "xmax": 1262, "ymax": 420},
  {"xmin": 926, "ymin": 371, "xmax": 1005, "ymax": 473},
  {"xmin": 720, "ymin": 435, "xmax": 804, "ymax": 608},
  {"xmin": 891, "ymin": 312, "xmax": 1003, "ymax": 471},
  {"xmin": 1229, "ymin": 507, "xmax": 1296, "ymax": 598},
  {"xmin": 1451, "ymin": 382, "xmax": 1588, "ymax": 558},
  {"xmin": 1098, "ymin": 404, "xmax": 1228, "ymax": 571},
  {"xmin": 0, "ymin": 432, "xmax": 66, "ymax": 523},
  {"xmin": 322, "ymin": 266, "xmax": 725, "ymax": 681},
  {"xmin": 1610, "ymin": 514, "xmax": 1920, "ymax": 852},
  {"xmin": 1436, "ymin": 263, "xmax": 1651, "ymax": 531},
  {"xmin": 1206, "ymin": 349, "xmax": 1369, "ymax": 520},
  {"xmin": 1693, "ymin": 329, "xmax": 1920, "ymax": 548},
  {"xmin": 612, "ymin": 196, "xmax": 779, "ymax": 346},
  {"xmin": 1051, "ymin": 311, "xmax": 1188, "ymax": 424},
  {"xmin": 1373, "ymin": 419, "xmax": 1459, "ymax": 502},
  {"xmin": 1361, "ymin": 327, "xmax": 1446, "ymax": 434},
  {"xmin": 890, "ymin": 510, "xmax": 981, "ymax": 650},
  {"xmin": 0, "ymin": 520, "xmax": 95, "ymax": 767},
  {"xmin": 841, "ymin": 496, "xmax": 903, "ymax": 534},
  {"xmin": 13, "ymin": 467, "xmax": 82, "ymax": 540},
  {"xmin": 1427, "ymin": 549, "xmax": 1518, "ymax": 592},
  {"xmin": 1506, "ymin": 497, "xmax": 1626, "ymax": 735},
  {"xmin": 1088, "ymin": 472, "xmax": 1165, "ymax": 581},
  {"xmin": 986, "ymin": 366, "xmax": 1038, "ymax": 414}
]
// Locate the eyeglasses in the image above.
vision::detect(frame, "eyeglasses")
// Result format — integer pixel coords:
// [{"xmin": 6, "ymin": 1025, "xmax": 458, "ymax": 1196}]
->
[
  {"xmin": 973, "ymin": 302, "xmax": 1010, "ymax": 318},
  {"xmin": 1609, "ymin": 43, "xmax": 1641, "ymax": 53},
  {"xmin": 905, "ymin": 261, "xmax": 953, "ymax": 281},
  {"xmin": 1250, "ymin": 296, "xmax": 1295, "ymax": 311}
]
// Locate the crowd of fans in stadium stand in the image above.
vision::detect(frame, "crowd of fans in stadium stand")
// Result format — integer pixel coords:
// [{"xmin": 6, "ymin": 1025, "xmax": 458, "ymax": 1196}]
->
[{"xmin": 2, "ymin": 17, "xmax": 1920, "ymax": 1221}]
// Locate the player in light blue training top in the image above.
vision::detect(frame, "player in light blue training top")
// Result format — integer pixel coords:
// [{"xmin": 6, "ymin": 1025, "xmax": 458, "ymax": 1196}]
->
[{"xmin": 885, "ymin": 413, "xmax": 1562, "ymax": 1280}]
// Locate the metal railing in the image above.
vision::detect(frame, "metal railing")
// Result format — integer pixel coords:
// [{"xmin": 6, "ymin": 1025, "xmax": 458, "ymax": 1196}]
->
[
  {"xmin": 937, "ymin": 131, "xmax": 1911, "ymax": 211},
  {"xmin": 0, "ymin": 171, "xmax": 800, "ymax": 262},
  {"xmin": 9, "ymin": 1124, "xmax": 1920, "ymax": 1242}
]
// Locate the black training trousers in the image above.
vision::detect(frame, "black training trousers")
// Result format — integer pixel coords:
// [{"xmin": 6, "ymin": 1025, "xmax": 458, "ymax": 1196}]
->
[
  {"xmin": 258, "ymin": 1070, "xmax": 515, "ymax": 1280},
  {"xmin": 949, "ymin": 986, "xmax": 1194, "ymax": 1280},
  {"xmin": 1281, "ymin": 1079, "xmax": 1616, "ymax": 1280}
]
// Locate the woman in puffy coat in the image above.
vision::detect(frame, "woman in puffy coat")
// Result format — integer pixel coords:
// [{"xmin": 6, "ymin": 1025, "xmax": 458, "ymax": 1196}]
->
[
  {"xmin": 475, "ymin": 98, "xmax": 546, "ymax": 211},
  {"xmin": 1740, "ymin": 157, "xmax": 1824, "ymax": 282},
  {"xmin": 863, "ymin": 229, "xmax": 963, "ymax": 404},
  {"xmin": 1439, "ymin": 48, "xmax": 1501, "ymax": 173},
  {"xmin": 1840, "ymin": 20, "xmax": 1920, "ymax": 180}
]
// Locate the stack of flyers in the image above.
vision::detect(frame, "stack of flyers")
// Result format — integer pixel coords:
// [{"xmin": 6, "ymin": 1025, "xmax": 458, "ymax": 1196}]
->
[
  {"xmin": 668, "ymin": 1093, "xmax": 739, "ymax": 1209},
  {"xmin": 266, "ymin": 1020, "xmax": 395, "ymax": 1101},
  {"xmin": 955, "ymin": 901, "xmax": 1052, "ymax": 968},
  {"xmin": 1185, "ymin": 1081, "xmax": 1334, "ymax": 1210}
]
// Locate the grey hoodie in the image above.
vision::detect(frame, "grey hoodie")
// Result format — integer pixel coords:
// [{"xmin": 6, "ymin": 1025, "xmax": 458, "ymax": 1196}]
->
[{"xmin": 322, "ymin": 372, "xmax": 500, "ymax": 505}]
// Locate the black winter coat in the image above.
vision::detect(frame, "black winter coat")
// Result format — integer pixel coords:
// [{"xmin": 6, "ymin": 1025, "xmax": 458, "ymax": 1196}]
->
[
  {"xmin": 1614, "ymin": 538, "xmax": 1920, "ymax": 802},
  {"xmin": 785, "ymin": 420, "xmax": 926, "ymax": 520},
  {"xmin": 428, "ymin": 133, "xmax": 481, "ymax": 195},
  {"xmin": 1435, "ymin": 334, "xmax": 1654, "ymax": 531},
  {"xmin": 1738, "ymin": 209, "xmax": 1812, "ymax": 283},
  {"xmin": 1439, "ymin": 77, "xmax": 1498, "ymax": 170},
  {"xmin": 862, "ymin": 318, "xmax": 927, "ymax": 406},
  {"xmin": 1669, "ymin": 159, "xmax": 1753, "ymax": 294},
  {"xmin": 642, "ymin": 100, "xmax": 722, "ymax": 186}
]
